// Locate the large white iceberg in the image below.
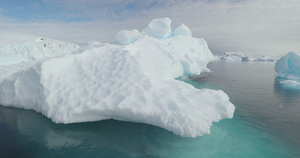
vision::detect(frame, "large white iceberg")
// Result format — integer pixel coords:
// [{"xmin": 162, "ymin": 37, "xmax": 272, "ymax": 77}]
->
[{"xmin": 0, "ymin": 18, "xmax": 235, "ymax": 137}]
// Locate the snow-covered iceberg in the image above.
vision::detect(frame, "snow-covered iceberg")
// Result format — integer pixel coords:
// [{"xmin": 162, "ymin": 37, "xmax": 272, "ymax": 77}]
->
[
  {"xmin": 0, "ymin": 18, "xmax": 235, "ymax": 137},
  {"xmin": 218, "ymin": 52, "xmax": 277, "ymax": 62},
  {"xmin": 0, "ymin": 31, "xmax": 79, "ymax": 66},
  {"xmin": 254, "ymin": 56, "xmax": 276, "ymax": 62},
  {"xmin": 219, "ymin": 52, "xmax": 252, "ymax": 61},
  {"xmin": 275, "ymin": 52, "xmax": 300, "ymax": 90}
]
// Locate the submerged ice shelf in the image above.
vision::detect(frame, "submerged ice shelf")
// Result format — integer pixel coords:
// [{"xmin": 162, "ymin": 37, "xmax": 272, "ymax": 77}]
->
[{"xmin": 0, "ymin": 18, "xmax": 235, "ymax": 137}]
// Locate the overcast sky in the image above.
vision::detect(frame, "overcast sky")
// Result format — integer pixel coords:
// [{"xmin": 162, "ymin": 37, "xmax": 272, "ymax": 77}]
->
[{"xmin": 1, "ymin": 0, "xmax": 299, "ymax": 56}]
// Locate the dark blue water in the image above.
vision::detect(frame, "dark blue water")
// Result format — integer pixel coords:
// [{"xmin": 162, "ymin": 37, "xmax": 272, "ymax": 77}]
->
[{"xmin": 0, "ymin": 61, "xmax": 299, "ymax": 158}]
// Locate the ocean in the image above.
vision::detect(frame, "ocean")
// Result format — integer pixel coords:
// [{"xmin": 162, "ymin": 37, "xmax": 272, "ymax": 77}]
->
[{"xmin": 0, "ymin": 61, "xmax": 299, "ymax": 158}]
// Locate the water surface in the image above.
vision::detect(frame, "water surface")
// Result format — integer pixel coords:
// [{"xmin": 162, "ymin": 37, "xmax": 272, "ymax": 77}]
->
[{"xmin": 1, "ymin": 61, "xmax": 299, "ymax": 158}]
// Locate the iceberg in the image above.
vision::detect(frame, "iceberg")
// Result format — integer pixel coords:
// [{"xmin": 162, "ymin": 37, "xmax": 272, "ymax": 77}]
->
[
  {"xmin": 275, "ymin": 52, "xmax": 300, "ymax": 80},
  {"xmin": 254, "ymin": 56, "xmax": 276, "ymax": 62},
  {"xmin": 275, "ymin": 52, "xmax": 300, "ymax": 90},
  {"xmin": 218, "ymin": 52, "xmax": 277, "ymax": 62},
  {"xmin": 0, "ymin": 18, "xmax": 235, "ymax": 137},
  {"xmin": 219, "ymin": 52, "xmax": 244, "ymax": 61}
]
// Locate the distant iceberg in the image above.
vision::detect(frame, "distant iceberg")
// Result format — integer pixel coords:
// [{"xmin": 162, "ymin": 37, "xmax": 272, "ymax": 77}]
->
[
  {"xmin": 219, "ymin": 52, "xmax": 251, "ymax": 61},
  {"xmin": 0, "ymin": 18, "xmax": 235, "ymax": 137},
  {"xmin": 254, "ymin": 56, "xmax": 276, "ymax": 62},
  {"xmin": 275, "ymin": 52, "xmax": 300, "ymax": 89},
  {"xmin": 218, "ymin": 52, "xmax": 276, "ymax": 62},
  {"xmin": 275, "ymin": 52, "xmax": 300, "ymax": 79}
]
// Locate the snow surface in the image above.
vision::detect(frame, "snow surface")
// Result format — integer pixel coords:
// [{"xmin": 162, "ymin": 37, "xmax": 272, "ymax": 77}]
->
[
  {"xmin": 0, "ymin": 18, "xmax": 235, "ymax": 137},
  {"xmin": 0, "ymin": 31, "xmax": 79, "ymax": 66}
]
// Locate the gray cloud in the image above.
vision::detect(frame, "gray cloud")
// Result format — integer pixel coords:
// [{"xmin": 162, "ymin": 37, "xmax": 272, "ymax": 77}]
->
[
  {"xmin": 40, "ymin": 0, "xmax": 181, "ymax": 21},
  {"xmin": 1, "ymin": 0, "xmax": 300, "ymax": 57}
]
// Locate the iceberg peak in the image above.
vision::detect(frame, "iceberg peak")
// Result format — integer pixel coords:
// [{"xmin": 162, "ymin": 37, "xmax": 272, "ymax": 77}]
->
[
  {"xmin": 116, "ymin": 17, "xmax": 195, "ymax": 45},
  {"xmin": 141, "ymin": 17, "xmax": 172, "ymax": 38},
  {"xmin": 116, "ymin": 29, "xmax": 141, "ymax": 45},
  {"xmin": 172, "ymin": 23, "xmax": 192, "ymax": 37}
]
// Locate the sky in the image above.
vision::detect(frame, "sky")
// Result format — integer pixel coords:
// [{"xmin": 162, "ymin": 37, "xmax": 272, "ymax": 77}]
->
[{"xmin": 0, "ymin": 0, "xmax": 300, "ymax": 57}]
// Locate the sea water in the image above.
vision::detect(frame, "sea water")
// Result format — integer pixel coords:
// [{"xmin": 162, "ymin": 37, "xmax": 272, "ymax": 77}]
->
[{"xmin": 0, "ymin": 61, "xmax": 299, "ymax": 158}]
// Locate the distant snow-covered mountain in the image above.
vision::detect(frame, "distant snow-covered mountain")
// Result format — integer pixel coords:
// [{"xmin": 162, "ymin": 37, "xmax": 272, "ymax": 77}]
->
[{"xmin": 0, "ymin": 31, "xmax": 79, "ymax": 66}]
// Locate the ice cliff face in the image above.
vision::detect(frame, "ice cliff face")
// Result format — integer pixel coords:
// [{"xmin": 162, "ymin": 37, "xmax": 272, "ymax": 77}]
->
[{"xmin": 0, "ymin": 18, "xmax": 235, "ymax": 137}]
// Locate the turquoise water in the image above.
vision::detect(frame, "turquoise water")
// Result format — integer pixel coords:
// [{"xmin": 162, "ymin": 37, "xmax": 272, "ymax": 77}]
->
[{"xmin": 0, "ymin": 61, "xmax": 299, "ymax": 157}]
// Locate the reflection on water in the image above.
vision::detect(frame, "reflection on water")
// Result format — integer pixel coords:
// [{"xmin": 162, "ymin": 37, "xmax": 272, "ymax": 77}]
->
[
  {"xmin": 0, "ymin": 61, "xmax": 299, "ymax": 158},
  {"xmin": 0, "ymin": 105, "xmax": 294, "ymax": 158},
  {"xmin": 0, "ymin": 106, "xmax": 172, "ymax": 157}
]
